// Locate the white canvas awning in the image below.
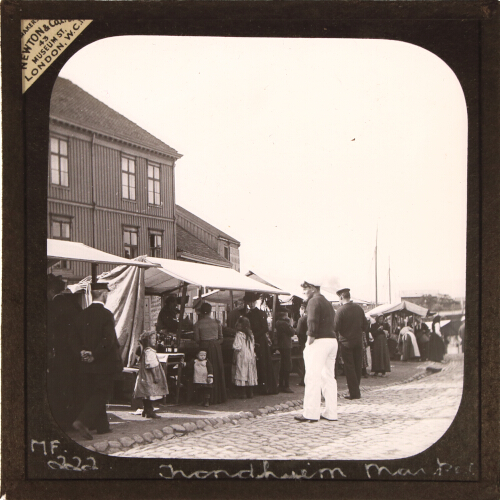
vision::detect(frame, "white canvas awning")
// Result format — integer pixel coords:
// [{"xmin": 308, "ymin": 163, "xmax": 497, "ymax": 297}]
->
[
  {"xmin": 143, "ymin": 257, "xmax": 291, "ymax": 295},
  {"xmin": 246, "ymin": 270, "xmax": 370, "ymax": 306},
  {"xmin": 368, "ymin": 300, "xmax": 428, "ymax": 317},
  {"xmin": 47, "ymin": 239, "xmax": 158, "ymax": 268}
]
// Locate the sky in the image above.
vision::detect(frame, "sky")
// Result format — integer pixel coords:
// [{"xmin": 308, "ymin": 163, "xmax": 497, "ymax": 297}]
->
[{"xmin": 59, "ymin": 36, "xmax": 468, "ymax": 303}]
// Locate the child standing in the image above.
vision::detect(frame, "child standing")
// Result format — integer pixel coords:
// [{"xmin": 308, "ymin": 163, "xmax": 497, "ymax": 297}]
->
[
  {"xmin": 276, "ymin": 310, "xmax": 295, "ymax": 393},
  {"xmin": 232, "ymin": 317, "xmax": 258, "ymax": 399},
  {"xmin": 187, "ymin": 350, "xmax": 214, "ymax": 407},
  {"xmin": 133, "ymin": 331, "xmax": 168, "ymax": 418}
]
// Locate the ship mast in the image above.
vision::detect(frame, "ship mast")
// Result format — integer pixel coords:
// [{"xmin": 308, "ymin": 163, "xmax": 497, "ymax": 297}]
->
[
  {"xmin": 388, "ymin": 256, "xmax": 392, "ymax": 303},
  {"xmin": 375, "ymin": 226, "xmax": 378, "ymax": 306}
]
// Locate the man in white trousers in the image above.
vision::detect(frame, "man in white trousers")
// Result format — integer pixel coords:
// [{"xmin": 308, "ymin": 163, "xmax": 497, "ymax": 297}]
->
[{"xmin": 294, "ymin": 280, "xmax": 338, "ymax": 423}]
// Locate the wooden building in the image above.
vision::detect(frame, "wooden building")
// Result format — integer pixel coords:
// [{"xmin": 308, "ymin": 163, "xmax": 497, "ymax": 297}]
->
[{"xmin": 48, "ymin": 77, "xmax": 240, "ymax": 285}]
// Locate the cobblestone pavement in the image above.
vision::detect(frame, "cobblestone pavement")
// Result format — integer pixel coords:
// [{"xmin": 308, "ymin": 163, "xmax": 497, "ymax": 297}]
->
[{"xmin": 114, "ymin": 356, "xmax": 463, "ymax": 460}]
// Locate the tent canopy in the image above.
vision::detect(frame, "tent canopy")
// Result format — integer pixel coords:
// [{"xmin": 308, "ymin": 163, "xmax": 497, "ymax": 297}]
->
[
  {"xmin": 143, "ymin": 257, "xmax": 291, "ymax": 296},
  {"xmin": 47, "ymin": 239, "xmax": 158, "ymax": 268},
  {"xmin": 246, "ymin": 270, "xmax": 370, "ymax": 306},
  {"xmin": 368, "ymin": 300, "xmax": 428, "ymax": 317}
]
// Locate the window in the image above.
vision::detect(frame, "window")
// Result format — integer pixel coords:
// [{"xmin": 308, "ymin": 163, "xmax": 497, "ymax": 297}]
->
[
  {"xmin": 50, "ymin": 215, "xmax": 71, "ymax": 269},
  {"xmin": 149, "ymin": 230, "xmax": 162, "ymax": 257},
  {"xmin": 50, "ymin": 137, "xmax": 69, "ymax": 187},
  {"xmin": 121, "ymin": 156, "xmax": 136, "ymax": 200},
  {"xmin": 123, "ymin": 227, "xmax": 138, "ymax": 259},
  {"xmin": 224, "ymin": 246, "xmax": 230, "ymax": 260},
  {"xmin": 148, "ymin": 162, "xmax": 161, "ymax": 205},
  {"xmin": 51, "ymin": 215, "xmax": 71, "ymax": 240}
]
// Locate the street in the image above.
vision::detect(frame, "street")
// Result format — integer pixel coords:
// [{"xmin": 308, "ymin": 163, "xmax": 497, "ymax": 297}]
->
[{"xmin": 113, "ymin": 354, "xmax": 463, "ymax": 460}]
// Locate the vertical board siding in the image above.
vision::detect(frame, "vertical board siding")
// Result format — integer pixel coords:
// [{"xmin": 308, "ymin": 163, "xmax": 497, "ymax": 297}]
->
[
  {"xmin": 49, "ymin": 126, "xmax": 178, "ymax": 284},
  {"xmin": 48, "ymin": 136, "xmax": 92, "ymax": 204}
]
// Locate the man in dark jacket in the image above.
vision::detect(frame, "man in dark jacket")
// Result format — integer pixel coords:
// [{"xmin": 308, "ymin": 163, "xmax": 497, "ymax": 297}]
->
[
  {"xmin": 71, "ymin": 282, "xmax": 122, "ymax": 440},
  {"xmin": 276, "ymin": 310, "xmax": 295, "ymax": 393},
  {"xmin": 295, "ymin": 280, "xmax": 338, "ymax": 423},
  {"xmin": 334, "ymin": 288, "xmax": 369, "ymax": 400}
]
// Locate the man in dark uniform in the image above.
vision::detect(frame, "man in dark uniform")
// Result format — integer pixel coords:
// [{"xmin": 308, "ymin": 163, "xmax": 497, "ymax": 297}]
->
[
  {"xmin": 334, "ymin": 287, "xmax": 369, "ymax": 400},
  {"xmin": 71, "ymin": 282, "xmax": 122, "ymax": 440}
]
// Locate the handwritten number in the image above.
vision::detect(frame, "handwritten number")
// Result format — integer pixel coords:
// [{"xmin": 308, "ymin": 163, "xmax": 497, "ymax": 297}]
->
[
  {"xmin": 47, "ymin": 455, "xmax": 98, "ymax": 472},
  {"xmin": 72, "ymin": 456, "xmax": 82, "ymax": 469}
]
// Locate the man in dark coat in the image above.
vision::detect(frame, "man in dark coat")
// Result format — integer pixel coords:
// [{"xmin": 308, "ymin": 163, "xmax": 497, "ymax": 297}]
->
[
  {"xmin": 334, "ymin": 287, "xmax": 369, "ymax": 400},
  {"xmin": 70, "ymin": 282, "xmax": 122, "ymax": 440},
  {"xmin": 47, "ymin": 275, "xmax": 82, "ymax": 430}
]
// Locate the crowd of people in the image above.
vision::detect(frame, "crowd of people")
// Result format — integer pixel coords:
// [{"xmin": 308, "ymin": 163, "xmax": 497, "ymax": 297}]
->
[{"xmin": 48, "ymin": 271, "xmax": 464, "ymax": 438}]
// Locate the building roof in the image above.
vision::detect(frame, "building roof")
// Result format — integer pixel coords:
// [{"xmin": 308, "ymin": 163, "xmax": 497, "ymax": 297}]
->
[
  {"xmin": 176, "ymin": 225, "xmax": 232, "ymax": 268},
  {"xmin": 50, "ymin": 77, "xmax": 181, "ymax": 159},
  {"xmin": 175, "ymin": 205, "xmax": 240, "ymax": 245}
]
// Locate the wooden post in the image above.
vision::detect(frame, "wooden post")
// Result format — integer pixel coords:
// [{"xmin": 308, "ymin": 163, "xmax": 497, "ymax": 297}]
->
[
  {"xmin": 272, "ymin": 294, "xmax": 278, "ymax": 333},
  {"xmin": 177, "ymin": 282, "xmax": 188, "ymax": 349},
  {"xmin": 91, "ymin": 263, "xmax": 98, "ymax": 284}
]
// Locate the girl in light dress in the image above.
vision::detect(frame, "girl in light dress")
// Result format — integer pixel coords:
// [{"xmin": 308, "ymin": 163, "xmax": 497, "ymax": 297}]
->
[
  {"xmin": 133, "ymin": 331, "xmax": 168, "ymax": 418},
  {"xmin": 232, "ymin": 317, "xmax": 258, "ymax": 399}
]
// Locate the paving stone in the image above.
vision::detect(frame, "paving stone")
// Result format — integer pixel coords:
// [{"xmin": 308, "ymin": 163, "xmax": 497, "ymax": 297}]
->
[
  {"xmin": 113, "ymin": 358, "xmax": 464, "ymax": 462},
  {"xmin": 152, "ymin": 429, "xmax": 164, "ymax": 439},
  {"xmin": 162, "ymin": 426, "xmax": 174, "ymax": 435},
  {"xmin": 133, "ymin": 434, "xmax": 145, "ymax": 444},
  {"xmin": 231, "ymin": 414, "xmax": 241, "ymax": 420},
  {"xmin": 171, "ymin": 424, "xmax": 186, "ymax": 433},
  {"xmin": 107, "ymin": 440, "xmax": 122, "ymax": 449},
  {"xmin": 119, "ymin": 437, "xmax": 135, "ymax": 448},
  {"xmin": 258, "ymin": 408, "xmax": 269, "ymax": 414},
  {"xmin": 196, "ymin": 420, "xmax": 207, "ymax": 429},
  {"xmin": 143, "ymin": 432, "xmax": 154, "ymax": 443},
  {"xmin": 86, "ymin": 445, "xmax": 96, "ymax": 452},
  {"xmin": 108, "ymin": 447, "xmax": 121, "ymax": 455},
  {"xmin": 203, "ymin": 425, "xmax": 215, "ymax": 432},
  {"xmin": 222, "ymin": 417, "xmax": 231, "ymax": 424}
]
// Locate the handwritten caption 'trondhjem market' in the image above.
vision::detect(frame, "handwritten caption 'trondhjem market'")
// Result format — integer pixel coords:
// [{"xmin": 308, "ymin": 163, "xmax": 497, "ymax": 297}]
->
[{"xmin": 21, "ymin": 19, "xmax": 92, "ymax": 92}]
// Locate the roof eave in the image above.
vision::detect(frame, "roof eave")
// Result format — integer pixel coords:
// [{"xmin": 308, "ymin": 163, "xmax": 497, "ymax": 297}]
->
[{"xmin": 50, "ymin": 116, "xmax": 183, "ymax": 161}]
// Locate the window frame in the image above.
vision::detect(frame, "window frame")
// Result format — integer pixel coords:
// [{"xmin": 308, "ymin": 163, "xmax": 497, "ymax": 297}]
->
[
  {"xmin": 123, "ymin": 225, "xmax": 139, "ymax": 259},
  {"xmin": 49, "ymin": 214, "xmax": 72, "ymax": 270},
  {"xmin": 147, "ymin": 161, "xmax": 161, "ymax": 206},
  {"xmin": 49, "ymin": 136, "xmax": 70, "ymax": 188},
  {"xmin": 121, "ymin": 154, "xmax": 137, "ymax": 202},
  {"xmin": 148, "ymin": 229, "xmax": 163, "ymax": 257}
]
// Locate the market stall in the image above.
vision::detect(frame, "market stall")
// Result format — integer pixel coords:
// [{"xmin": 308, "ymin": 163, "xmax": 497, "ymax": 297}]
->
[{"xmin": 367, "ymin": 300, "xmax": 428, "ymax": 360}]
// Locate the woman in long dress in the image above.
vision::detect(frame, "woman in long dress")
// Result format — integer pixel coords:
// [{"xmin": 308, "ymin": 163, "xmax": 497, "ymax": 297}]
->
[
  {"xmin": 428, "ymin": 315, "xmax": 446, "ymax": 362},
  {"xmin": 232, "ymin": 317, "xmax": 258, "ymax": 399},
  {"xmin": 194, "ymin": 302, "xmax": 227, "ymax": 403},
  {"xmin": 370, "ymin": 315, "xmax": 391, "ymax": 376},
  {"xmin": 244, "ymin": 292, "xmax": 279, "ymax": 395}
]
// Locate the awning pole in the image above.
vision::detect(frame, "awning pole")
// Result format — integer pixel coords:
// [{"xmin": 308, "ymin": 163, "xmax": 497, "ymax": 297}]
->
[
  {"xmin": 91, "ymin": 263, "xmax": 98, "ymax": 284},
  {"xmin": 230, "ymin": 290, "xmax": 234, "ymax": 311},
  {"xmin": 177, "ymin": 282, "xmax": 188, "ymax": 349},
  {"xmin": 272, "ymin": 294, "xmax": 278, "ymax": 333}
]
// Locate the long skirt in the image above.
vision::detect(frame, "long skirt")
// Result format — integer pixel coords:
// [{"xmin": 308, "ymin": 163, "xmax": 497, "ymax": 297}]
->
[
  {"xmin": 428, "ymin": 333, "xmax": 445, "ymax": 362},
  {"xmin": 200, "ymin": 340, "xmax": 227, "ymax": 403},
  {"xmin": 371, "ymin": 335, "xmax": 391, "ymax": 373},
  {"xmin": 254, "ymin": 333, "xmax": 279, "ymax": 395},
  {"xmin": 362, "ymin": 334, "xmax": 369, "ymax": 370}
]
